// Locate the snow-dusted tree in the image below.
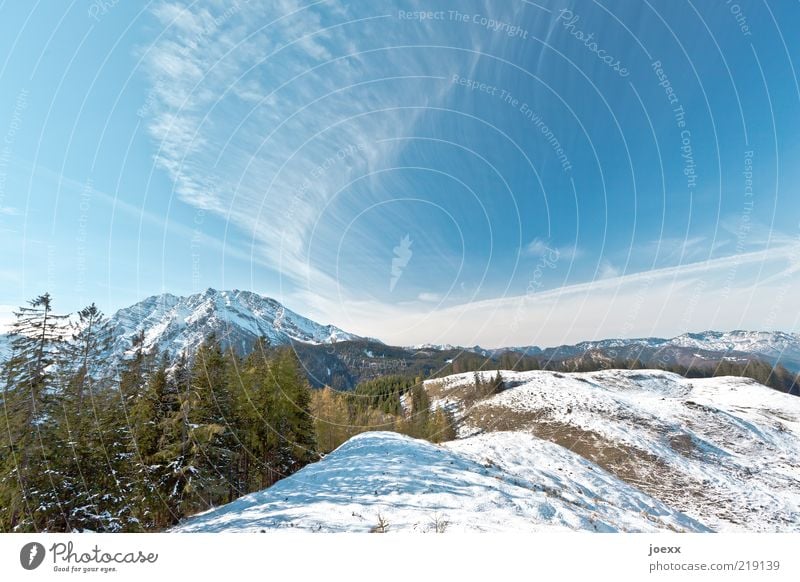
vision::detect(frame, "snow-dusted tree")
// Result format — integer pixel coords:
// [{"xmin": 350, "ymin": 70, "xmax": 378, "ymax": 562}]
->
[
  {"xmin": 66, "ymin": 303, "xmax": 113, "ymax": 414},
  {"xmin": 183, "ymin": 335, "xmax": 240, "ymax": 509},
  {"xmin": 0, "ymin": 293, "xmax": 70, "ymax": 531},
  {"xmin": 6, "ymin": 293, "xmax": 69, "ymax": 407},
  {"xmin": 128, "ymin": 353, "xmax": 182, "ymax": 528}
]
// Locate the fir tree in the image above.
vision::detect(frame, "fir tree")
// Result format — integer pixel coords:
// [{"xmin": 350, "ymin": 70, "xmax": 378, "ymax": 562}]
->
[
  {"xmin": 273, "ymin": 348, "xmax": 317, "ymax": 472},
  {"xmin": 129, "ymin": 354, "xmax": 174, "ymax": 528},
  {"xmin": 185, "ymin": 335, "xmax": 240, "ymax": 508},
  {"xmin": 0, "ymin": 293, "xmax": 70, "ymax": 531},
  {"xmin": 56, "ymin": 304, "xmax": 119, "ymax": 531}
]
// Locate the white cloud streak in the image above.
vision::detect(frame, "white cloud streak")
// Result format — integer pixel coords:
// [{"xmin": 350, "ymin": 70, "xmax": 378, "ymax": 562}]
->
[{"xmin": 308, "ymin": 242, "xmax": 800, "ymax": 347}]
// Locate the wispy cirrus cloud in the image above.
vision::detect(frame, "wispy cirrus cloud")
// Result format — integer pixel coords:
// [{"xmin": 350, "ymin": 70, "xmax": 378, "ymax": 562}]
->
[
  {"xmin": 139, "ymin": 0, "xmax": 557, "ymax": 308},
  {"xmin": 141, "ymin": 1, "xmax": 447, "ymax": 296}
]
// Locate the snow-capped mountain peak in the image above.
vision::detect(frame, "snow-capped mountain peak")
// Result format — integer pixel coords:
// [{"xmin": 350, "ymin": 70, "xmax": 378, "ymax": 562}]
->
[{"xmin": 109, "ymin": 288, "xmax": 359, "ymax": 359}]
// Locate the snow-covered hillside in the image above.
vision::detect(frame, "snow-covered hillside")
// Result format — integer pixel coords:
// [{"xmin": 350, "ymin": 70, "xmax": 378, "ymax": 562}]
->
[
  {"xmin": 108, "ymin": 288, "xmax": 359, "ymax": 359},
  {"xmin": 669, "ymin": 330, "xmax": 800, "ymax": 369},
  {"xmin": 173, "ymin": 431, "xmax": 707, "ymax": 533},
  {"xmin": 428, "ymin": 369, "xmax": 800, "ymax": 531},
  {"xmin": 173, "ymin": 369, "xmax": 800, "ymax": 533}
]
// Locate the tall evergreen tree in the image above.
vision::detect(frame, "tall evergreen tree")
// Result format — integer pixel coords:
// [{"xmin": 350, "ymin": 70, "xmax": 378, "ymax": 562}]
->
[
  {"xmin": 185, "ymin": 335, "xmax": 240, "ymax": 508},
  {"xmin": 272, "ymin": 348, "xmax": 317, "ymax": 473},
  {"xmin": 67, "ymin": 304, "xmax": 113, "ymax": 413},
  {"xmin": 407, "ymin": 383, "xmax": 431, "ymax": 439},
  {"xmin": 129, "ymin": 354, "xmax": 172, "ymax": 527},
  {"xmin": 0, "ymin": 293, "xmax": 70, "ymax": 531},
  {"xmin": 56, "ymin": 304, "xmax": 120, "ymax": 531}
]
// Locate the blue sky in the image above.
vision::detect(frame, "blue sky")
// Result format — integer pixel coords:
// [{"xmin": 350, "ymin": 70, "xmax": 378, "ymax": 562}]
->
[{"xmin": 1, "ymin": 0, "xmax": 799, "ymax": 347}]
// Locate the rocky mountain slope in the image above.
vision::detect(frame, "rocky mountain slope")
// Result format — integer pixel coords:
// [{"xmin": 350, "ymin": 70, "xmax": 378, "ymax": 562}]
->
[{"xmin": 107, "ymin": 288, "xmax": 359, "ymax": 359}]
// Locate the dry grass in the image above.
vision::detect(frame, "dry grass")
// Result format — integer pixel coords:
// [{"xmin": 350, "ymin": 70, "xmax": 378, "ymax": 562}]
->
[{"xmin": 463, "ymin": 403, "xmax": 746, "ymax": 524}]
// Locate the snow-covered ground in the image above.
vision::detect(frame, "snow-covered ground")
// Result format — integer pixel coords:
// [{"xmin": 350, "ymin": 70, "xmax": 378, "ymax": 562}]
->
[
  {"xmin": 173, "ymin": 431, "xmax": 706, "ymax": 533},
  {"xmin": 429, "ymin": 369, "xmax": 800, "ymax": 531},
  {"xmin": 173, "ymin": 369, "xmax": 800, "ymax": 533}
]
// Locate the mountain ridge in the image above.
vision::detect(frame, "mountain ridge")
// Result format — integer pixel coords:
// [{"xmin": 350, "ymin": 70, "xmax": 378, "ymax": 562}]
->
[
  {"xmin": 106, "ymin": 287, "xmax": 361, "ymax": 360},
  {"xmin": 1, "ymin": 290, "xmax": 798, "ymax": 391},
  {"xmin": 416, "ymin": 330, "xmax": 800, "ymax": 374}
]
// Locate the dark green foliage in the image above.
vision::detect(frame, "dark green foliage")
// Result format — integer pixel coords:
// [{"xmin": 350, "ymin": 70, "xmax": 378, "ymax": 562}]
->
[
  {"xmin": 351, "ymin": 375, "xmax": 417, "ymax": 415},
  {"xmin": 0, "ymin": 293, "xmax": 71, "ymax": 531},
  {"xmin": 0, "ymin": 295, "xmax": 319, "ymax": 532}
]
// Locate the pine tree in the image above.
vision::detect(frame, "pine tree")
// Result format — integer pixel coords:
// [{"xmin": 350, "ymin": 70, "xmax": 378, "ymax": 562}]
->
[
  {"xmin": 67, "ymin": 304, "xmax": 113, "ymax": 414},
  {"xmin": 153, "ymin": 351, "xmax": 195, "ymax": 519},
  {"xmin": 408, "ymin": 384, "xmax": 431, "ymax": 439},
  {"xmin": 269, "ymin": 348, "xmax": 318, "ymax": 477},
  {"xmin": 53, "ymin": 305, "xmax": 120, "ymax": 531},
  {"xmin": 427, "ymin": 407, "xmax": 457, "ymax": 443},
  {"xmin": 129, "ymin": 354, "xmax": 172, "ymax": 528},
  {"xmin": 117, "ymin": 330, "xmax": 151, "ymax": 405},
  {"xmin": 490, "ymin": 371, "xmax": 504, "ymax": 395},
  {"xmin": 311, "ymin": 386, "xmax": 351, "ymax": 453},
  {"xmin": 185, "ymin": 335, "xmax": 240, "ymax": 508},
  {"xmin": 0, "ymin": 293, "xmax": 70, "ymax": 531},
  {"xmin": 236, "ymin": 340, "xmax": 275, "ymax": 491}
]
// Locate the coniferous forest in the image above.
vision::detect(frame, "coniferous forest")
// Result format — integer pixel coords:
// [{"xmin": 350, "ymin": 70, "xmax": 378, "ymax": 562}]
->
[{"xmin": 0, "ymin": 293, "xmax": 457, "ymax": 532}]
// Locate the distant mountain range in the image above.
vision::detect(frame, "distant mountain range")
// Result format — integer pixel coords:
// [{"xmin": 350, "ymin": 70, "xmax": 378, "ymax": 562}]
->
[
  {"xmin": 0, "ymin": 289, "xmax": 798, "ymax": 392},
  {"xmin": 411, "ymin": 330, "xmax": 800, "ymax": 376},
  {"xmin": 500, "ymin": 330, "xmax": 800, "ymax": 373}
]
